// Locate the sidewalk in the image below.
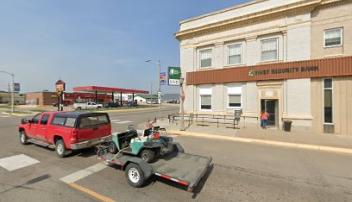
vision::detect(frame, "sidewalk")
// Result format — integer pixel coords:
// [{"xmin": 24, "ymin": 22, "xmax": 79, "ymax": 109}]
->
[{"xmin": 161, "ymin": 119, "xmax": 352, "ymax": 155}]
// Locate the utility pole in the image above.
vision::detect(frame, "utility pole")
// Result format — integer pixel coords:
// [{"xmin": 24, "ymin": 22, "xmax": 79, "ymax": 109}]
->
[
  {"xmin": 145, "ymin": 59, "xmax": 162, "ymax": 119},
  {"xmin": 150, "ymin": 82, "xmax": 153, "ymax": 106},
  {"xmin": 180, "ymin": 78, "xmax": 185, "ymax": 131},
  {"xmin": 157, "ymin": 60, "xmax": 161, "ymax": 113},
  {"xmin": 11, "ymin": 74, "xmax": 14, "ymax": 114},
  {"xmin": 0, "ymin": 70, "xmax": 15, "ymax": 114}
]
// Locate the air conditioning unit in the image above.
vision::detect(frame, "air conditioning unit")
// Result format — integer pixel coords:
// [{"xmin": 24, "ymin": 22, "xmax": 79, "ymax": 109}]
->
[{"xmin": 323, "ymin": 124, "xmax": 335, "ymax": 134}]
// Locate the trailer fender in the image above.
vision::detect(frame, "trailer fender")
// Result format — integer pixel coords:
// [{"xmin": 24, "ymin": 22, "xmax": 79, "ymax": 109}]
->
[
  {"xmin": 174, "ymin": 143, "xmax": 185, "ymax": 153},
  {"xmin": 122, "ymin": 157, "xmax": 153, "ymax": 179}
]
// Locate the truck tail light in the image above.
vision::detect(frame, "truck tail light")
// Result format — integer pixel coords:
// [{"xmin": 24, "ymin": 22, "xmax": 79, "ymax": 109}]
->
[{"xmin": 70, "ymin": 129, "xmax": 79, "ymax": 143}]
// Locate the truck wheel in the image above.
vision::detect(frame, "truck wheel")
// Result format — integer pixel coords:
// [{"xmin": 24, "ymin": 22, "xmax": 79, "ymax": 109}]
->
[
  {"xmin": 19, "ymin": 131, "xmax": 28, "ymax": 145},
  {"xmin": 76, "ymin": 107, "xmax": 82, "ymax": 110},
  {"xmin": 140, "ymin": 149, "xmax": 155, "ymax": 163},
  {"xmin": 55, "ymin": 139, "xmax": 67, "ymax": 158},
  {"xmin": 97, "ymin": 106, "xmax": 101, "ymax": 109},
  {"xmin": 125, "ymin": 163, "xmax": 145, "ymax": 187}
]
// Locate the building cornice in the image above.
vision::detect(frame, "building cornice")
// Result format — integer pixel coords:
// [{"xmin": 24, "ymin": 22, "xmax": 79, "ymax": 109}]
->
[{"xmin": 176, "ymin": 0, "xmax": 341, "ymax": 41}]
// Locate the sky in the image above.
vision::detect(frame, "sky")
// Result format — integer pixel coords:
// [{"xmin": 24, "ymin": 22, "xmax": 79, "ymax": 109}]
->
[{"xmin": 0, "ymin": 0, "xmax": 247, "ymax": 93}]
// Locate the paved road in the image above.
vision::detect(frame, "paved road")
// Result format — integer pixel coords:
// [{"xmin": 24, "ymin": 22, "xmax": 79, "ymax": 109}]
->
[{"xmin": 0, "ymin": 106, "xmax": 352, "ymax": 202}]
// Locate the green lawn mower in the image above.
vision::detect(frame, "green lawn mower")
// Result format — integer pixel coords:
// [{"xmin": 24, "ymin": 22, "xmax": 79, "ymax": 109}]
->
[{"xmin": 97, "ymin": 126, "xmax": 184, "ymax": 163}]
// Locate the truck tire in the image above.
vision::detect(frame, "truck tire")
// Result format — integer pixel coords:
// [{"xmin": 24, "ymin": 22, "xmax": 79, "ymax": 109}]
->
[
  {"xmin": 125, "ymin": 163, "xmax": 145, "ymax": 187},
  {"xmin": 19, "ymin": 131, "xmax": 28, "ymax": 145},
  {"xmin": 140, "ymin": 149, "xmax": 155, "ymax": 163},
  {"xmin": 55, "ymin": 139, "xmax": 67, "ymax": 158},
  {"xmin": 76, "ymin": 107, "xmax": 82, "ymax": 110}
]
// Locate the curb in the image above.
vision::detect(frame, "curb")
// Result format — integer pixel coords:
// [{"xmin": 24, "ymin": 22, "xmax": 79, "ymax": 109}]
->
[
  {"xmin": 96, "ymin": 106, "xmax": 159, "ymax": 113},
  {"xmin": 169, "ymin": 130, "xmax": 352, "ymax": 155},
  {"xmin": 1, "ymin": 112, "xmax": 33, "ymax": 117}
]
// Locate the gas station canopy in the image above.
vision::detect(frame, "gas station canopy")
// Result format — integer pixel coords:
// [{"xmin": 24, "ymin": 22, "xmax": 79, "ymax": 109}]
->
[{"xmin": 73, "ymin": 86, "xmax": 148, "ymax": 94}]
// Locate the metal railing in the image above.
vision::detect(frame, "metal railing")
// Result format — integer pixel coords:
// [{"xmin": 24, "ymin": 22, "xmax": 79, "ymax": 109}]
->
[{"xmin": 168, "ymin": 113, "xmax": 259, "ymax": 129}]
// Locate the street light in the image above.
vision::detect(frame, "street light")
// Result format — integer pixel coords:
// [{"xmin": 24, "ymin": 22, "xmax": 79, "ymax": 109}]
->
[
  {"xmin": 0, "ymin": 70, "xmax": 15, "ymax": 114},
  {"xmin": 145, "ymin": 59, "xmax": 161, "ymax": 118}
]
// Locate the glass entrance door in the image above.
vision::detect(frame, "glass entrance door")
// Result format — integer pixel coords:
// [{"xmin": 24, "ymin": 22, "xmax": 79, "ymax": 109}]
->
[{"xmin": 261, "ymin": 99, "xmax": 278, "ymax": 127}]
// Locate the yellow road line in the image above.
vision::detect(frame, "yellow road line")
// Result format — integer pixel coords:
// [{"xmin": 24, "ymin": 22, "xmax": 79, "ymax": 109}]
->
[{"xmin": 69, "ymin": 182, "xmax": 116, "ymax": 202}]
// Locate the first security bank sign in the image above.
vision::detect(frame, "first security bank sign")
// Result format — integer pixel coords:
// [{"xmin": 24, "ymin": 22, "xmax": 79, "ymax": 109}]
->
[{"xmin": 248, "ymin": 66, "xmax": 319, "ymax": 77}]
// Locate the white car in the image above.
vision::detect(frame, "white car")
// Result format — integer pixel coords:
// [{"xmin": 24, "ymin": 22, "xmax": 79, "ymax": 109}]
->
[{"xmin": 73, "ymin": 102, "xmax": 103, "ymax": 110}]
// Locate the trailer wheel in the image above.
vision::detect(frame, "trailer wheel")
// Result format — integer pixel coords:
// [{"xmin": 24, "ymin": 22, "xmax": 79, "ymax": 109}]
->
[
  {"xmin": 125, "ymin": 163, "xmax": 145, "ymax": 187},
  {"xmin": 140, "ymin": 149, "xmax": 155, "ymax": 163}
]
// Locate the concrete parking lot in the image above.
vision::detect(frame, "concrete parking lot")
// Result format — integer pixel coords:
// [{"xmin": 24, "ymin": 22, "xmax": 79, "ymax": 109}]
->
[{"xmin": 1, "ymin": 105, "xmax": 352, "ymax": 202}]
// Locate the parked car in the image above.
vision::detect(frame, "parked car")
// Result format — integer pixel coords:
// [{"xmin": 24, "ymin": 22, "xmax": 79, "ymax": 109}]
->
[
  {"xmin": 18, "ymin": 112, "xmax": 112, "ymax": 157},
  {"xmin": 73, "ymin": 102, "xmax": 103, "ymax": 110},
  {"xmin": 104, "ymin": 102, "xmax": 120, "ymax": 108}
]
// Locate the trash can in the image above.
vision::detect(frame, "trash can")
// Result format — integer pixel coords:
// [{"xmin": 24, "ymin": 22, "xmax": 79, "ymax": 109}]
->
[{"xmin": 283, "ymin": 120, "xmax": 292, "ymax": 132}]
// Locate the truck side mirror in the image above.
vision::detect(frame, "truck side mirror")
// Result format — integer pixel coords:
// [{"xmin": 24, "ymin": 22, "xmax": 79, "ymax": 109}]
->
[{"xmin": 21, "ymin": 118, "xmax": 29, "ymax": 124}]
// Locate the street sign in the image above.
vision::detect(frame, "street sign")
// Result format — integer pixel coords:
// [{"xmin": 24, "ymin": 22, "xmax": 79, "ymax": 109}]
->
[
  {"xmin": 13, "ymin": 83, "xmax": 20, "ymax": 92},
  {"xmin": 168, "ymin": 66, "xmax": 181, "ymax": 86},
  {"xmin": 160, "ymin": 72, "xmax": 167, "ymax": 85}
]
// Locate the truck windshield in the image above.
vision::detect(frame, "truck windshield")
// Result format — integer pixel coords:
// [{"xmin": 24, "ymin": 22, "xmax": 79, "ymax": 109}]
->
[{"xmin": 78, "ymin": 114, "xmax": 109, "ymax": 128}]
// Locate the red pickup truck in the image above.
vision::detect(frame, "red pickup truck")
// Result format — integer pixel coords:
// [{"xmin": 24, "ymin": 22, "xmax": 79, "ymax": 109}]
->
[{"xmin": 18, "ymin": 112, "xmax": 112, "ymax": 157}]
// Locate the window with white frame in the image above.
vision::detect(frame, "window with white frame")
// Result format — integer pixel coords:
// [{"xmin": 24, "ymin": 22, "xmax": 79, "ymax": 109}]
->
[
  {"xmin": 199, "ymin": 87, "xmax": 212, "ymax": 110},
  {"xmin": 324, "ymin": 28, "xmax": 343, "ymax": 47},
  {"xmin": 199, "ymin": 49, "xmax": 212, "ymax": 68},
  {"xmin": 228, "ymin": 43, "xmax": 242, "ymax": 65},
  {"xmin": 227, "ymin": 86, "xmax": 242, "ymax": 108},
  {"xmin": 261, "ymin": 38, "xmax": 278, "ymax": 61}
]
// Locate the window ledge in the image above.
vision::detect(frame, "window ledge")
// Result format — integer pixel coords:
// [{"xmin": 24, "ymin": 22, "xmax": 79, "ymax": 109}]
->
[
  {"xmin": 197, "ymin": 67, "xmax": 215, "ymax": 71},
  {"xmin": 257, "ymin": 59, "xmax": 283, "ymax": 65},
  {"xmin": 227, "ymin": 107, "xmax": 242, "ymax": 110},
  {"xmin": 323, "ymin": 44, "xmax": 343, "ymax": 49},
  {"xmin": 223, "ymin": 64, "xmax": 246, "ymax": 68}
]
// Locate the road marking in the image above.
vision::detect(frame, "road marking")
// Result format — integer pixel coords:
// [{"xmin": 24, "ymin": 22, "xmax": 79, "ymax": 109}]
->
[
  {"xmin": 0, "ymin": 154, "xmax": 40, "ymax": 171},
  {"xmin": 68, "ymin": 182, "xmax": 116, "ymax": 202},
  {"xmin": 60, "ymin": 163, "xmax": 107, "ymax": 184},
  {"xmin": 0, "ymin": 116, "xmax": 9, "ymax": 118},
  {"xmin": 113, "ymin": 120, "xmax": 133, "ymax": 124},
  {"xmin": 110, "ymin": 119, "xmax": 120, "ymax": 122}
]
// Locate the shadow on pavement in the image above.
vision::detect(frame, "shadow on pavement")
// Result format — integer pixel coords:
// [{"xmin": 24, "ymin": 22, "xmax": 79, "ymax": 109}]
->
[{"xmin": 192, "ymin": 163, "xmax": 214, "ymax": 199}]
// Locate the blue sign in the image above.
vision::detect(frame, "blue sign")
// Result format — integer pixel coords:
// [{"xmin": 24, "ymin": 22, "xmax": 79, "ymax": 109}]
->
[{"xmin": 14, "ymin": 83, "xmax": 20, "ymax": 92}]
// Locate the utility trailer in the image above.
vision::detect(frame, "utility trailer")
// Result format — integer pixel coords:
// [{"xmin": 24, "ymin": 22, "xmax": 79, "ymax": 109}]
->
[{"xmin": 98, "ymin": 131, "xmax": 212, "ymax": 192}]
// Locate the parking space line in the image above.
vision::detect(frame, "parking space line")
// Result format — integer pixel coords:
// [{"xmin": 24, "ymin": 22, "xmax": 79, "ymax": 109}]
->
[
  {"xmin": 113, "ymin": 120, "xmax": 132, "ymax": 124},
  {"xmin": 69, "ymin": 182, "xmax": 116, "ymax": 202},
  {"xmin": 60, "ymin": 163, "xmax": 107, "ymax": 184}
]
